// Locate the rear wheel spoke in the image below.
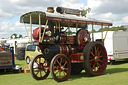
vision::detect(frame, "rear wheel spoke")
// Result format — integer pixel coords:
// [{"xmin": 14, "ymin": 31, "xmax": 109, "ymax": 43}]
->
[
  {"xmin": 94, "ymin": 46, "xmax": 97, "ymax": 55},
  {"xmin": 84, "ymin": 42, "xmax": 107, "ymax": 76},
  {"xmin": 91, "ymin": 64, "xmax": 95, "ymax": 70},
  {"xmin": 90, "ymin": 52, "xmax": 95, "ymax": 57},
  {"xmin": 90, "ymin": 59, "xmax": 95, "ymax": 62},
  {"xmin": 98, "ymin": 59, "xmax": 102, "ymax": 62},
  {"xmin": 97, "ymin": 62, "xmax": 101, "ymax": 67},
  {"xmin": 98, "ymin": 51, "xmax": 101, "ymax": 56}
]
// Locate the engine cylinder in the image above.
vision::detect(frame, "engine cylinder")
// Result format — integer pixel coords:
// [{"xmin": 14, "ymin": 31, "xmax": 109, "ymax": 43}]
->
[{"xmin": 43, "ymin": 45, "xmax": 77, "ymax": 59}]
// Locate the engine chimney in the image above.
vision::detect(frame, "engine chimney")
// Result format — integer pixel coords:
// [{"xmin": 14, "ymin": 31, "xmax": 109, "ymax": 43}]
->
[
  {"xmin": 56, "ymin": 7, "xmax": 81, "ymax": 16},
  {"xmin": 47, "ymin": 7, "xmax": 54, "ymax": 13}
]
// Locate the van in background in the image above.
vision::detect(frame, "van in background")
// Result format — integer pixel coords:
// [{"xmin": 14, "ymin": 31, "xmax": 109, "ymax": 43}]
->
[{"xmin": 25, "ymin": 44, "xmax": 42, "ymax": 64}]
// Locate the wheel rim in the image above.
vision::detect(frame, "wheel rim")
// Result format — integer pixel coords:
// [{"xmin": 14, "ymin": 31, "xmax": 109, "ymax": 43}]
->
[
  {"xmin": 89, "ymin": 43, "xmax": 107, "ymax": 75},
  {"xmin": 51, "ymin": 55, "xmax": 71, "ymax": 81},
  {"xmin": 30, "ymin": 55, "xmax": 50, "ymax": 80}
]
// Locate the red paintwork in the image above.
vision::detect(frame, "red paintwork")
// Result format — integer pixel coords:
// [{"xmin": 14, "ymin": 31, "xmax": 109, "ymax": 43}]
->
[
  {"xmin": 70, "ymin": 53, "xmax": 84, "ymax": 63},
  {"xmin": 59, "ymin": 45, "xmax": 77, "ymax": 56},
  {"xmin": 46, "ymin": 17, "xmax": 113, "ymax": 26},
  {"xmin": 32, "ymin": 27, "xmax": 44, "ymax": 40},
  {"xmin": 77, "ymin": 29, "xmax": 90, "ymax": 50}
]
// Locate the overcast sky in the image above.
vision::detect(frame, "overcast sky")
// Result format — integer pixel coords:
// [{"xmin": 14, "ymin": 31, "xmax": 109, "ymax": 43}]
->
[{"xmin": 0, "ymin": 0, "xmax": 128, "ymax": 38}]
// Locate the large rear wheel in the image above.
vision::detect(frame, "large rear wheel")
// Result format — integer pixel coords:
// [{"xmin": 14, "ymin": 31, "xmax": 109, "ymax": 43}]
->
[
  {"xmin": 50, "ymin": 54, "xmax": 71, "ymax": 82},
  {"xmin": 30, "ymin": 54, "xmax": 50, "ymax": 80},
  {"xmin": 83, "ymin": 41, "xmax": 107, "ymax": 76}
]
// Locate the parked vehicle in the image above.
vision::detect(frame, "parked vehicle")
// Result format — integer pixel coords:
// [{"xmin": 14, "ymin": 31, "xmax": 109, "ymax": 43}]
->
[
  {"xmin": 92, "ymin": 27, "xmax": 128, "ymax": 64},
  {"xmin": 25, "ymin": 44, "xmax": 42, "ymax": 64},
  {"xmin": 0, "ymin": 44, "xmax": 15, "ymax": 72},
  {"xmin": 20, "ymin": 7, "xmax": 112, "ymax": 82},
  {"xmin": 16, "ymin": 47, "xmax": 25, "ymax": 60}
]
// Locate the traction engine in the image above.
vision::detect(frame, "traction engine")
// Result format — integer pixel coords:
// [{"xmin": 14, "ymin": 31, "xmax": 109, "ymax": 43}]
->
[{"xmin": 20, "ymin": 6, "xmax": 111, "ymax": 82}]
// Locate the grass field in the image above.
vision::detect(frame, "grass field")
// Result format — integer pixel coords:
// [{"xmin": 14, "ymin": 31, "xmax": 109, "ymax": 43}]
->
[{"xmin": 0, "ymin": 59, "xmax": 128, "ymax": 85}]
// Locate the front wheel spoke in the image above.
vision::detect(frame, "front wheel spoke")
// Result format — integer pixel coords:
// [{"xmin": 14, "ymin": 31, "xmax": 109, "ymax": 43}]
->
[
  {"xmin": 62, "ymin": 71, "xmax": 66, "ymax": 76},
  {"xmin": 60, "ymin": 58, "xmax": 63, "ymax": 64},
  {"xmin": 63, "ymin": 61, "xmax": 67, "ymax": 67},
  {"xmin": 57, "ymin": 60, "xmax": 61, "ymax": 66},
  {"xmin": 43, "ymin": 69, "xmax": 47, "ymax": 73},
  {"xmin": 64, "ymin": 68, "xmax": 68, "ymax": 71},
  {"xmin": 94, "ymin": 67, "xmax": 96, "ymax": 71},
  {"xmin": 40, "ymin": 70, "xmax": 42, "ymax": 77},
  {"xmin": 33, "ymin": 67, "xmax": 38, "ymax": 69},
  {"xmin": 55, "ymin": 70, "xmax": 59, "ymax": 75},
  {"xmin": 35, "ymin": 60, "xmax": 39, "ymax": 65},
  {"xmin": 53, "ymin": 66, "xmax": 58, "ymax": 70},
  {"xmin": 39, "ymin": 57, "xmax": 41, "ymax": 63},
  {"xmin": 36, "ymin": 70, "xmax": 40, "ymax": 76},
  {"xmin": 59, "ymin": 71, "xmax": 61, "ymax": 78}
]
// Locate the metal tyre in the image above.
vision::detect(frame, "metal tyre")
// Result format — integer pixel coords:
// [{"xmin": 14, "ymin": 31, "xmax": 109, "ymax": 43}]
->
[
  {"xmin": 30, "ymin": 54, "xmax": 50, "ymax": 80},
  {"xmin": 83, "ymin": 41, "xmax": 107, "ymax": 76},
  {"xmin": 50, "ymin": 54, "xmax": 71, "ymax": 82}
]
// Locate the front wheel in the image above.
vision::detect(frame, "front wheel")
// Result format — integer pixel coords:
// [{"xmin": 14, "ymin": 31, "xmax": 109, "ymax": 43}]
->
[
  {"xmin": 50, "ymin": 54, "xmax": 71, "ymax": 82},
  {"xmin": 30, "ymin": 54, "xmax": 50, "ymax": 80},
  {"xmin": 83, "ymin": 41, "xmax": 107, "ymax": 76}
]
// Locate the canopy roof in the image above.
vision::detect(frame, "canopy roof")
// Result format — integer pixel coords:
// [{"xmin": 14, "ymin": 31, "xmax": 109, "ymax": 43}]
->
[{"xmin": 20, "ymin": 11, "xmax": 112, "ymax": 26}]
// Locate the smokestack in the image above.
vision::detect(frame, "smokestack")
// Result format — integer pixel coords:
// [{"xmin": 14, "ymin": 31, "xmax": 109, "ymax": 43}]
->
[
  {"xmin": 56, "ymin": 7, "xmax": 81, "ymax": 16},
  {"xmin": 47, "ymin": 7, "xmax": 54, "ymax": 13}
]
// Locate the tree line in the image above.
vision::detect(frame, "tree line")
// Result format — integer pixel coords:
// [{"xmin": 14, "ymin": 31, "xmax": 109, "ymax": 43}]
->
[
  {"xmin": 10, "ymin": 33, "xmax": 23, "ymax": 39},
  {"xmin": 90, "ymin": 26, "xmax": 124, "ymax": 33}
]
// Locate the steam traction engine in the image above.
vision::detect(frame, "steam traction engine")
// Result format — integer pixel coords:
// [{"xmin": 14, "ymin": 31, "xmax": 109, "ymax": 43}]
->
[{"xmin": 20, "ymin": 7, "xmax": 112, "ymax": 82}]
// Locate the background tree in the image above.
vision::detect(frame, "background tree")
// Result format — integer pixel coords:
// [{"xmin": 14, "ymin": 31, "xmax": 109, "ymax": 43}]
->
[
  {"xmin": 19, "ymin": 34, "xmax": 23, "ymax": 38},
  {"xmin": 90, "ymin": 29, "xmax": 96, "ymax": 33},
  {"xmin": 10, "ymin": 33, "xmax": 17, "ymax": 39}
]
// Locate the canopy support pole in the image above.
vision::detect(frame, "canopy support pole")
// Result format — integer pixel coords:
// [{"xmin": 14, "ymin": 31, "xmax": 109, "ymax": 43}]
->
[
  {"xmin": 104, "ymin": 26, "xmax": 109, "ymax": 41},
  {"xmin": 101, "ymin": 25, "xmax": 104, "ymax": 43},
  {"xmin": 76, "ymin": 23, "xmax": 78, "ymax": 32},
  {"xmin": 23, "ymin": 22, "xmax": 30, "ymax": 42},
  {"xmin": 30, "ymin": 14, "xmax": 32, "ymax": 43},
  {"xmin": 92, "ymin": 24, "xmax": 94, "ymax": 41},
  {"xmin": 39, "ymin": 13, "xmax": 41, "ymax": 42},
  {"xmin": 41, "ymin": 20, "xmax": 48, "ymax": 41}
]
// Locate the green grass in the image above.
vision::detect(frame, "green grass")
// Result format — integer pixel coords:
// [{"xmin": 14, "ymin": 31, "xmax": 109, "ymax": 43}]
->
[{"xmin": 0, "ymin": 59, "xmax": 128, "ymax": 85}]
